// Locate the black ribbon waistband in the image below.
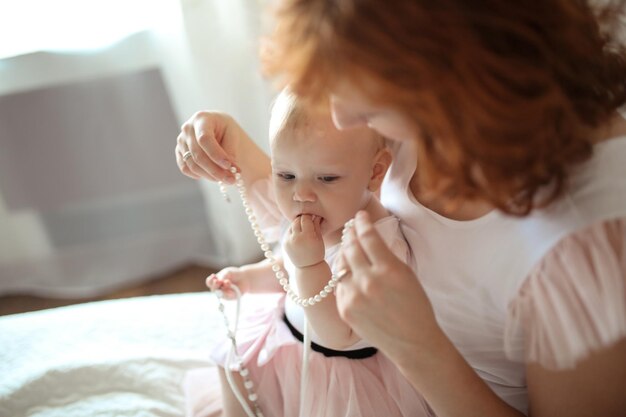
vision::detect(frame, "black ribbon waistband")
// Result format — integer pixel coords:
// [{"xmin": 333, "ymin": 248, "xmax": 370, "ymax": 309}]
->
[{"xmin": 282, "ymin": 314, "xmax": 377, "ymax": 359}]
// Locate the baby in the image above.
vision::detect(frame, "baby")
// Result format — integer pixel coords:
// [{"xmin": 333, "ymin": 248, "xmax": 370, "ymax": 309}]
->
[{"xmin": 205, "ymin": 90, "xmax": 423, "ymax": 417}]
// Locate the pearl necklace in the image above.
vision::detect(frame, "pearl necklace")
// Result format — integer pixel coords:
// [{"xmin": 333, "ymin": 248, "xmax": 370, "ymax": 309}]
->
[
  {"xmin": 215, "ymin": 284, "xmax": 264, "ymax": 417},
  {"xmin": 215, "ymin": 166, "xmax": 352, "ymax": 417},
  {"xmin": 223, "ymin": 166, "xmax": 349, "ymax": 307}
]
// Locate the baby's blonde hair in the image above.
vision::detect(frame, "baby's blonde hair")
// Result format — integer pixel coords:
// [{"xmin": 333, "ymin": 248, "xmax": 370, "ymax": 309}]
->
[
  {"xmin": 269, "ymin": 88, "xmax": 306, "ymax": 145},
  {"xmin": 269, "ymin": 87, "xmax": 385, "ymax": 152}
]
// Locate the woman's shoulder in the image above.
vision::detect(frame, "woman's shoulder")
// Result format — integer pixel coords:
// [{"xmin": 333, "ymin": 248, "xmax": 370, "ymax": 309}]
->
[
  {"xmin": 570, "ymin": 113, "xmax": 626, "ymax": 195},
  {"xmin": 505, "ymin": 216, "xmax": 626, "ymax": 370},
  {"xmin": 589, "ymin": 112, "xmax": 626, "ymax": 145},
  {"xmin": 558, "ymin": 134, "xmax": 626, "ymax": 221}
]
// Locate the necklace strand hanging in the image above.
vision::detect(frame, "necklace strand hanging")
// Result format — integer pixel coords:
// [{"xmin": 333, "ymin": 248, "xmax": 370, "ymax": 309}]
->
[
  {"xmin": 215, "ymin": 284, "xmax": 264, "ymax": 417},
  {"xmin": 222, "ymin": 166, "xmax": 351, "ymax": 306},
  {"xmin": 215, "ymin": 165, "xmax": 352, "ymax": 417}
]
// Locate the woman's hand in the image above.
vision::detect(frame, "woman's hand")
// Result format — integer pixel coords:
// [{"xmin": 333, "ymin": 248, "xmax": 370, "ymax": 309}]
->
[
  {"xmin": 336, "ymin": 210, "xmax": 440, "ymax": 367},
  {"xmin": 175, "ymin": 111, "xmax": 272, "ymax": 187},
  {"xmin": 175, "ymin": 111, "xmax": 245, "ymax": 183},
  {"xmin": 338, "ymin": 211, "xmax": 526, "ymax": 417},
  {"xmin": 284, "ymin": 214, "xmax": 325, "ymax": 268}
]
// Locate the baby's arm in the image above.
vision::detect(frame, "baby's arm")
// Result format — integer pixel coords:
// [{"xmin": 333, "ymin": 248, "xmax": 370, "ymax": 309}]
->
[
  {"xmin": 284, "ymin": 215, "xmax": 360, "ymax": 349},
  {"xmin": 207, "ymin": 257, "xmax": 284, "ymax": 299}
]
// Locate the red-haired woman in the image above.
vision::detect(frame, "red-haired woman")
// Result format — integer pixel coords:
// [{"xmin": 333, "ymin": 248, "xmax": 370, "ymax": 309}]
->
[{"xmin": 176, "ymin": 1, "xmax": 626, "ymax": 416}]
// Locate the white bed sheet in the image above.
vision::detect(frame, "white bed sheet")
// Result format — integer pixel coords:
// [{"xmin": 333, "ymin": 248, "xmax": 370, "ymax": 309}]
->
[{"xmin": 0, "ymin": 293, "xmax": 226, "ymax": 417}]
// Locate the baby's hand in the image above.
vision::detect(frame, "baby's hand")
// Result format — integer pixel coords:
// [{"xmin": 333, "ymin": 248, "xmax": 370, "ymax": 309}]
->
[
  {"xmin": 284, "ymin": 214, "xmax": 325, "ymax": 268},
  {"xmin": 206, "ymin": 266, "xmax": 248, "ymax": 300}
]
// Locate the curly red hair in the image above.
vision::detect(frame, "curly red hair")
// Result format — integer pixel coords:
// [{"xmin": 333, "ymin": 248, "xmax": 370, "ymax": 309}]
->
[{"xmin": 262, "ymin": 0, "xmax": 626, "ymax": 215}]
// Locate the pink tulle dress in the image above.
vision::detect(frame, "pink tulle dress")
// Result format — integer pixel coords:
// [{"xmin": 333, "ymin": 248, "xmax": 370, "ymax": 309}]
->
[{"xmin": 207, "ymin": 208, "xmax": 433, "ymax": 417}]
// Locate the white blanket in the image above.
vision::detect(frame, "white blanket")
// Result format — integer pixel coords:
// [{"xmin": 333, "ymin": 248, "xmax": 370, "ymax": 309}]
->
[{"xmin": 0, "ymin": 293, "xmax": 226, "ymax": 417}]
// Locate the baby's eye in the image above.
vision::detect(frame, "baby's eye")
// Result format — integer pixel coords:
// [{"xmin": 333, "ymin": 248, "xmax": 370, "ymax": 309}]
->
[
  {"xmin": 319, "ymin": 176, "xmax": 339, "ymax": 183},
  {"xmin": 277, "ymin": 173, "xmax": 295, "ymax": 181}
]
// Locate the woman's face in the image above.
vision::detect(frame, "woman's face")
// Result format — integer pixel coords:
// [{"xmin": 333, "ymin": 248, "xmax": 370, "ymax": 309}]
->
[{"xmin": 329, "ymin": 82, "xmax": 417, "ymax": 142}]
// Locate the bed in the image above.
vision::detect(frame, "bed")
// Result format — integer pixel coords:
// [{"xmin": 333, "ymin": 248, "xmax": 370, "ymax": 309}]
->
[{"xmin": 0, "ymin": 292, "xmax": 263, "ymax": 417}]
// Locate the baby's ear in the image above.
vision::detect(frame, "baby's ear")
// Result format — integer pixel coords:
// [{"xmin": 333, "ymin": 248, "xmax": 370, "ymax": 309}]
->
[{"xmin": 368, "ymin": 147, "xmax": 392, "ymax": 192}]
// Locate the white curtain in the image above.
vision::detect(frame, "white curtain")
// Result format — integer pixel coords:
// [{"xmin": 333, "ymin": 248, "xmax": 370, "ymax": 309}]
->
[
  {"xmin": 167, "ymin": 0, "xmax": 275, "ymax": 268},
  {"xmin": 0, "ymin": 0, "xmax": 273, "ymax": 297}
]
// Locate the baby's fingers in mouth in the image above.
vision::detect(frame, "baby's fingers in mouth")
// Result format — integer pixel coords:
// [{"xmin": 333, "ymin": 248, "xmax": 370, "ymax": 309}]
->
[{"xmin": 311, "ymin": 215, "xmax": 324, "ymax": 227}]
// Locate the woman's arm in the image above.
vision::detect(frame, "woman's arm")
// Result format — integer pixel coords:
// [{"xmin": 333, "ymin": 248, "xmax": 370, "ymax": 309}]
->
[
  {"xmin": 175, "ymin": 111, "xmax": 271, "ymax": 187},
  {"xmin": 526, "ymin": 339, "xmax": 626, "ymax": 417},
  {"xmin": 338, "ymin": 211, "xmax": 523, "ymax": 417},
  {"xmin": 397, "ymin": 331, "xmax": 524, "ymax": 417},
  {"xmin": 518, "ymin": 217, "xmax": 626, "ymax": 417}
]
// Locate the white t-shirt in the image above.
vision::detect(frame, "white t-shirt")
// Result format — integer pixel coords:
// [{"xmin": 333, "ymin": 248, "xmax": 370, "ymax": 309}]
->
[{"xmin": 380, "ymin": 136, "xmax": 626, "ymax": 413}]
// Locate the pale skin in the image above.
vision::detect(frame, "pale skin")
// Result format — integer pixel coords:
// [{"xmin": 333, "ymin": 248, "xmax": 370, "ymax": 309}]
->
[
  {"xmin": 175, "ymin": 95, "xmax": 626, "ymax": 417},
  {"xmin": 206, "ymin": 118, "xmax": 391, "ymax": 349},
  {"xmin": 200, "ymin": 112, "xmax": 392, "ymax": 416},
  {"xmin": 271, "ymin": 119, "xmax": 391, "ymax": 349}
]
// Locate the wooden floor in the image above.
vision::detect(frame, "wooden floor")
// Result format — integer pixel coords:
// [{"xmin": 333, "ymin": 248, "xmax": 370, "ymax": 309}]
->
[{"xmin": 0, "ymin": 264, "xmax": 216, "ymax": 316}]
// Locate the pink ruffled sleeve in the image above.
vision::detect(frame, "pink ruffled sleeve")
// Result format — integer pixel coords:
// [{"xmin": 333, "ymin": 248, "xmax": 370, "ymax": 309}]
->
[
  {"xmin": 505, "ymin": 218, "xmax": 626, "ymax": 370},
  {"xmin": 247, "ymin": 176, "xmax": 286, "ymax": 244}
]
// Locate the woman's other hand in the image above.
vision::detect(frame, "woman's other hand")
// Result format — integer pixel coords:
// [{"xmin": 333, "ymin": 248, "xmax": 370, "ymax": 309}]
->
[{"xmin": 337, "ymin": 210, "xmax": 441, "ymax": 367}]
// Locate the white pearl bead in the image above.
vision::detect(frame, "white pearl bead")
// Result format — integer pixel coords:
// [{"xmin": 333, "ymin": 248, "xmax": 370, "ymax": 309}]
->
[
  {"xmin": 223, "ymin": 163, "xmax": 351, "ymax": 310},
  {"xmin": 248, "ymin": 393, "xmax": 258, "ymax": 401},
  {"xmin": 244, "ymin": 380, "xmax": 254, "ymax": 389}
]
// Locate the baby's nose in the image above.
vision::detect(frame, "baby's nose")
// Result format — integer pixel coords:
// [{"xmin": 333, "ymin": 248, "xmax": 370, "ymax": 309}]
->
[{"xmin": 293, "ymin": 184, "xmax": 316, "ymax": 202}]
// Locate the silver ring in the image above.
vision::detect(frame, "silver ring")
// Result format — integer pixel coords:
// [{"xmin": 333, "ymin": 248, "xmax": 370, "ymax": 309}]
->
[
  {"xmin": 182, "ymin": 151, "xmax": 193, "ymax": 162},
  {"xmin": 335, "ymin": 268, "xmax": 351, "ymax": 281}
]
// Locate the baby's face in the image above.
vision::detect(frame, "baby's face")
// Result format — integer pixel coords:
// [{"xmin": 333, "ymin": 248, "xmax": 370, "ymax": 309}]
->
[{"xmin": 271, "ymin": 116, "xmax": 379, "ymax": 244}]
